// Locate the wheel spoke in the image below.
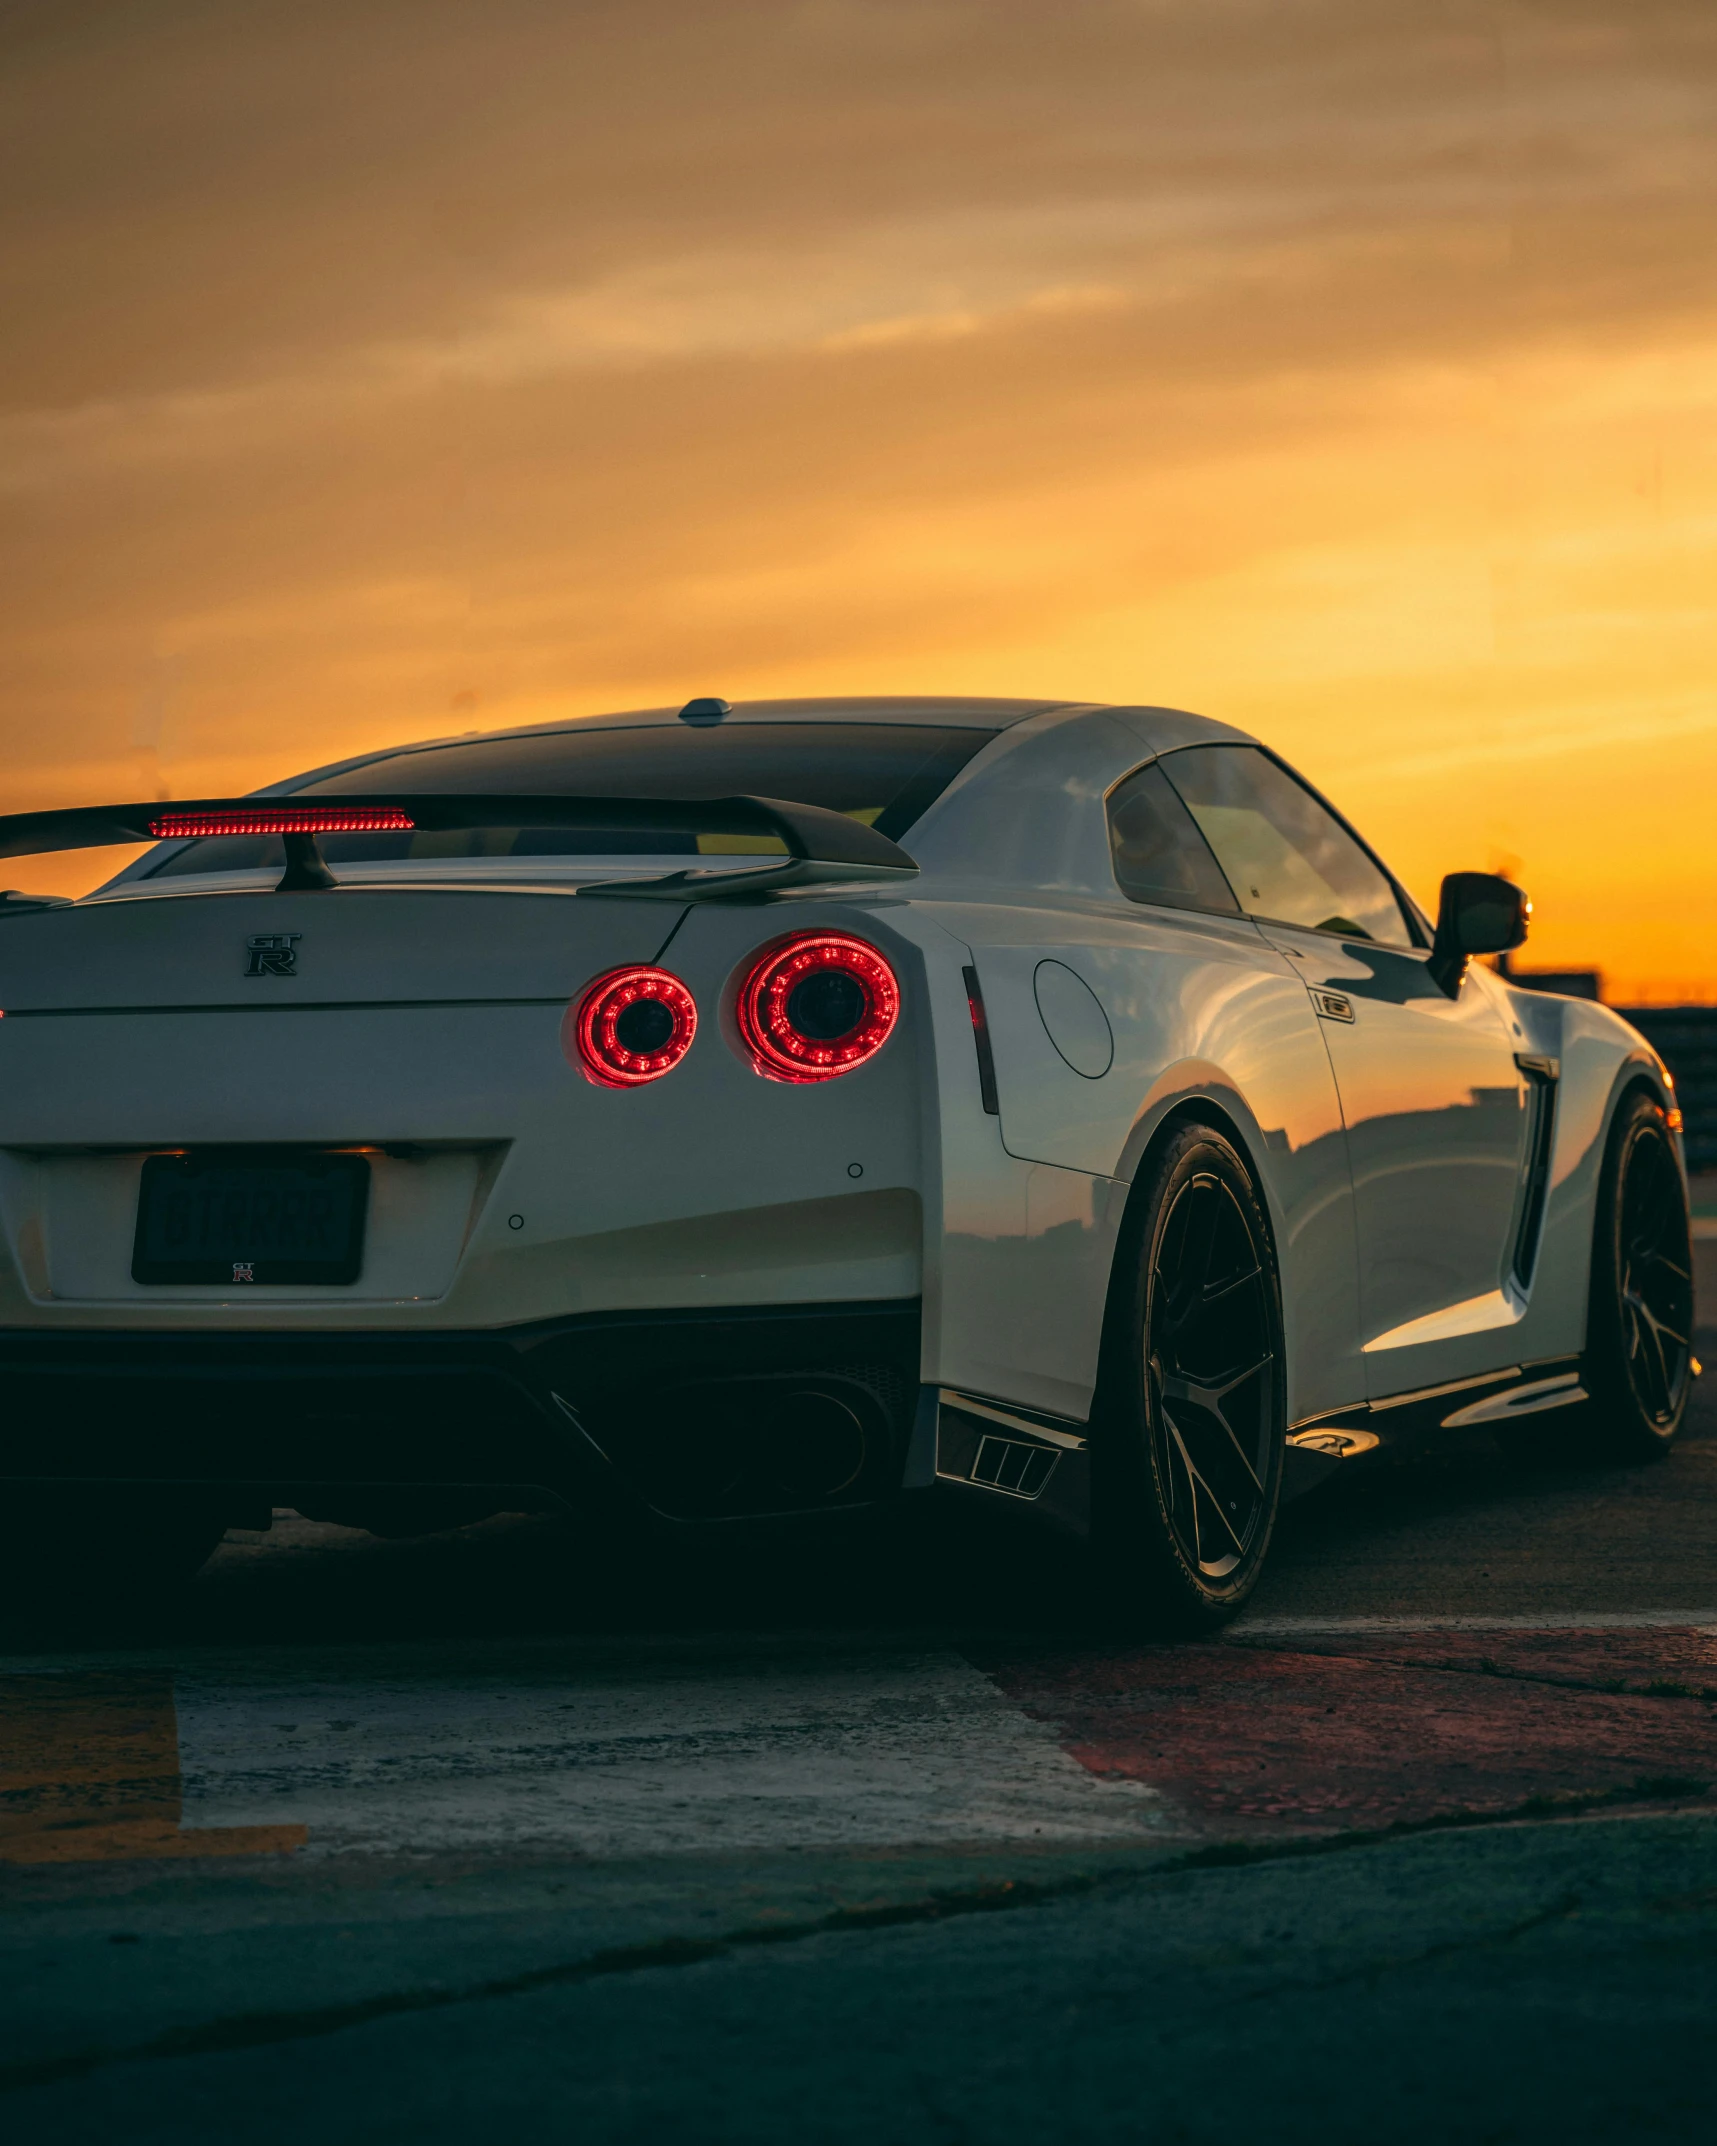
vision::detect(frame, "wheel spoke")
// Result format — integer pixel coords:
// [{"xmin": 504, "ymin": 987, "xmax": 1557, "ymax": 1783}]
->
[
  {"xmin": 1161, "ymin": 1404, "xmax": 1202, "ymax": 1563},
  {"xmin": 1196, "ymin": 1266, "xmax": 1261, "ymax": 1315},
  {"xmin": 1144, "ymin": 1161, "xmax": 1280, "ymax": 1581},
  {"xmin": 1638, "ymin": 1329, "xmax": 1670, "ymax": 1419},
  {"xmin": 1160, "ymin": 1358, "xmax": 1272, "ymax": 1495},
  {"xmin": 1624, "ymin": 1288, "xmax": 1682, "ymax": 1418},
  {"xmin": 1161, "ymin": 1177, "xmax": 1222, "ymax": 1331},
  {"xmin": 1628, "ymin": 1299, "xmax": 1689, "ymax": 1353},
  {"xmin": 1164, "ymin": 1417, "xmax": 1247, "ymax": 1557},
  {"xmin": 1633, "ymin": 1246, "xmax": 1690, "ymax": 1288}
]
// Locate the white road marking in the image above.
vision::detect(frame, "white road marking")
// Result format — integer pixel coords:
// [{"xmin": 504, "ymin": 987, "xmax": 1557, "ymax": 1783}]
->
[
  {"xmin": 1235, "ymin": 1610, "xmax": 1717, "ymax": 1634},
  {"xmin": 162, "ymin": 1637, "xmax": 1184, "ymax": 1857}
]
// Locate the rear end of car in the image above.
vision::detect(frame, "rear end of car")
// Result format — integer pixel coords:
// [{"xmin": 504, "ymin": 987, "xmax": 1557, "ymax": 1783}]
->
[{"xmin": 0, "ymin": 704, "xmax": 1021, "ymax": 1548}]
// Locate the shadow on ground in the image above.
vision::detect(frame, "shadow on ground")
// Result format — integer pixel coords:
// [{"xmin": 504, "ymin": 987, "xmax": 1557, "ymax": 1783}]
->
[
  {"xmin": 1, "ymin": 1337, "xmax": 1713, "ymax": 2142},
  {"xmin": 2, "ymin": 1323, "xmax": 1708, "ymax": 1656}
]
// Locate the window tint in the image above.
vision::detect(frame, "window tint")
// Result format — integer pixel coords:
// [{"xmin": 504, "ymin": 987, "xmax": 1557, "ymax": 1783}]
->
[
  {"xmin": 1106, "ymin": 762, "xmax": 1241, "ymax": 916},
  {"xmin": 146, "ymin": 722, "xmax": 994, "ymax": 877},
  {"xmin": 1159, "ymin": 746, "xmax": 1411, "ymax": 947}
]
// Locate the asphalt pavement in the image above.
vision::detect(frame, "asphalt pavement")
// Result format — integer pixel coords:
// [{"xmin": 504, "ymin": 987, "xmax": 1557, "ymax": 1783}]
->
[{"xmin": 2, "ymin": 1251, "xmax": 1714, "ymax": 2141}]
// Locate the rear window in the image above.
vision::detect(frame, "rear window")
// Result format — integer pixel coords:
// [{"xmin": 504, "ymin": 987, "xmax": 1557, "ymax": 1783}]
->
[{"xmin": 145, "ymin": 722, "xmax": 996, "ymax": 877}]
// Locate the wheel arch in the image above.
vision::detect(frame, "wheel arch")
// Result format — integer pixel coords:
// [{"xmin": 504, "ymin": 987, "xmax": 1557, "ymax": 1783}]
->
[
  {"xmin": 1112, "ymin": 1069, "xmax": 1287, "ymax": 1273},
  {"xmin": 1525, "ymin": 1013, "xmax": 1682, "ymax": 1364},
  {"xmin": 1091, "ymin": 1082, "xmax": 1286, "ymax": 1423},
  {"xmin": 1607, "ymin": 1056, "xmax": 1676, "ymax": 1125},
  {"xmin": 1577, "ymin": 1057, "xmax": 1686, "ymax": 1329}
]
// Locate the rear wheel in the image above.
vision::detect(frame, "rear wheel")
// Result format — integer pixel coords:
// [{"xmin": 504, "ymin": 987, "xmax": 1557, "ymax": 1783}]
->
[
  {"xmin": 1581, "ymin": 1088, "xmax": 1693, "ymax": 1460},
  {"xmin": 1095, "ymin": 1121, "xmax": 1285, "ymax": 1631}
]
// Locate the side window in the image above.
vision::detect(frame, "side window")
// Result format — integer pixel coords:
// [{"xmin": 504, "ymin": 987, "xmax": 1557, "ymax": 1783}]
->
[
  {"xmin": 1159, "ymin": 746, "xmax": 1413, "ymax": 948},
  {"xmin": 1106, "ymin": 762, "xmax": 1242, "ymax": 916}
]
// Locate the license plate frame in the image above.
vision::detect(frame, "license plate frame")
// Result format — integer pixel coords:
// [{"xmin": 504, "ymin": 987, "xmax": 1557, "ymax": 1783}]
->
[{"xmin": 132, "ymin": 1149, "xmax": 371, "ymax": 1286}]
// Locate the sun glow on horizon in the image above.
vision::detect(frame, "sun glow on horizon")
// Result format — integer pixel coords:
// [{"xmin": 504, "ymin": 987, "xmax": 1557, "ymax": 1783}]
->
[{"xmin": 4, "ymin": 3, "xmax": 1714, "ymax": 997}]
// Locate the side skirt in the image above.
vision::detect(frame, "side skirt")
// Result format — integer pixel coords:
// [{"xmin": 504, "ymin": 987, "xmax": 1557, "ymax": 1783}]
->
[{"xmin": 1282, "ymin": 1353, "xmax": 1589, "ymax": 1498}]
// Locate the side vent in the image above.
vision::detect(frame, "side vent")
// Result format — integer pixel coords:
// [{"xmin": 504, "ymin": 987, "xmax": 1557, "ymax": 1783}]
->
[
  {"xmin": 970, "ymin": 1434, "xmax": 1059, "ymax": 1500},
  {"xmin": 1512, "ymin": 1054, "xmax": 1559, "ymax": 1289},
  {"xmin": 934, "ymin": 1390, "xmax": 1085, "ymax": 1514}
]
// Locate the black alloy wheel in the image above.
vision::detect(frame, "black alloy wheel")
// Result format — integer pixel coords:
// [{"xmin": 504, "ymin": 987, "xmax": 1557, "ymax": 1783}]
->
[
  {"xmin": 1096, "ymin": 1120, "xmax": 1285, "ymax": 1631},
  {"xmin": 1583, "ymin": 1088, "xmax": 1694, "ymax": 1460}
]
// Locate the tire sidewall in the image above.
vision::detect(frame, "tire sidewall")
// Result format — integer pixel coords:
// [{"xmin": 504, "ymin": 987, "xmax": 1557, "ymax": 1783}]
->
[
  {"xmin": 1095, "ymin": 1119, "xmax": 1286, "ymax": 1630},
  {"xmin": 1587, "ymin": 1087, "xmax": 1692, "ymax": 1457}
]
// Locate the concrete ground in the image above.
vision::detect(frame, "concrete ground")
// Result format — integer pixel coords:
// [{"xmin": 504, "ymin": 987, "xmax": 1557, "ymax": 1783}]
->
[{"xmin": 1, "ymin": 1254, "xmax": 1714, "ymax": 2140}]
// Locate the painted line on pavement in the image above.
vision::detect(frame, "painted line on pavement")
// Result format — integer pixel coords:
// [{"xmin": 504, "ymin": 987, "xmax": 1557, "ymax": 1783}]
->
[
  {"xmin": 1234, "ymin": 1610, "xmax": 1717, "ymax": 1635},
  {"xmin": 168, "ymin": 1645, "xmax": 1187, "ymax": 1857},
  {"xmin": 0, "ymin": 1638, "xmax": 1191, "ymax": 1862}
]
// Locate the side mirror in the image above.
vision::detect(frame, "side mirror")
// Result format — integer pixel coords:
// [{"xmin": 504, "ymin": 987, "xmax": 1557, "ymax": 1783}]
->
[{"xmin": 1428, "ymin": 872, "xmax": 1530, "ymax": 997}]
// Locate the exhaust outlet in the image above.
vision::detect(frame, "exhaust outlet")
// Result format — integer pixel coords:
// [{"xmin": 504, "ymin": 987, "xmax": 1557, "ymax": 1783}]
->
[
  {"xmin": 760, "ymin": 1386, "xmax": 868, "ymax": 1499},
  {"xmin": 619, "ymin": 1371, "xmax": 893, "ymax": 1519}
]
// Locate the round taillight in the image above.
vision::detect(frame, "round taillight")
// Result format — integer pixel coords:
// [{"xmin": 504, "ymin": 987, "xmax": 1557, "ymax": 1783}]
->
[
  {"xmin": 568, "ymin": 966, "xmax": 697, "ymax": 1088},
  {"xmin": 736, "ymin": 932, "xmax": 900, "ymax": 1083}
]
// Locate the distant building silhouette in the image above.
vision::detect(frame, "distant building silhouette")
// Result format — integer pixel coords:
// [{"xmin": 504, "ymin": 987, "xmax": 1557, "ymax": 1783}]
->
[
  {"xmin": 1617, "ymin": 1007, "xmax": 1717, "ymax": 1174},
  {"xmin": 1494, "ymin": 955, "xmax": 1602, "ymax": 1000}
]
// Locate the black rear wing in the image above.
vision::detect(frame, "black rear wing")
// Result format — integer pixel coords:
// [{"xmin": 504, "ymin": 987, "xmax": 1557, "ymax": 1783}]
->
[{"xmin": 0, "ymin": 792, "xmax": 918, "ymax": 900}]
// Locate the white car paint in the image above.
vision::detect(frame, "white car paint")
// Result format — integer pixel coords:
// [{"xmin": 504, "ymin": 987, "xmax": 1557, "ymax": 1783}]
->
[{"xmin": 0, "ymin": 695, "xmax": 1676, "ymax": 1526}]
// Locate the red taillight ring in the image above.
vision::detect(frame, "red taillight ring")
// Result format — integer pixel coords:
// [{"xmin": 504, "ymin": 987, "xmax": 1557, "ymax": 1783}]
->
[
  {"xmin": 735, "ymin": 932, "xmax": 900, "ymax": 1083},
  {"xmin": 568, "ymin": 966, "xmax": 697, "ymax": 1088}
]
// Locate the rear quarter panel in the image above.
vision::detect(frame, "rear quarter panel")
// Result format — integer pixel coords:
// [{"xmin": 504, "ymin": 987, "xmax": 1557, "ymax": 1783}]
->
[{"xmin": 914, "ymin": 890, "xmax": 1363, "ymax": 1427}]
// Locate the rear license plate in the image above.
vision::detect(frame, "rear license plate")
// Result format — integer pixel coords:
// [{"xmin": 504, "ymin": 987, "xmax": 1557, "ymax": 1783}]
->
[{"xmin": 132, "ymin": 1151, "xmax": 370, "ymax": 1285}]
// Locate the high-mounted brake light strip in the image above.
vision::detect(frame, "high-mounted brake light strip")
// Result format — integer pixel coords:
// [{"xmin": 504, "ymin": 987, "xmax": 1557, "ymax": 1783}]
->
[{"xmin": 149, "ymin": 807, "xmax": 416, "ymax": 838}]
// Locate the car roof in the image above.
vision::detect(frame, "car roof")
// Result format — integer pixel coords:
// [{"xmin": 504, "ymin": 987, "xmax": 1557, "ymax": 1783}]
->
[
  {"xmin": 269, "ymin": 696, "xmax": 1257, "ymax": 796},
  {"xmin": 569, "ymin": 696, "xmax": 1071, "ymax": 730},
  {"xmin": 271, "ymin": 696, "xmax": 1070, "ymax": 790}
]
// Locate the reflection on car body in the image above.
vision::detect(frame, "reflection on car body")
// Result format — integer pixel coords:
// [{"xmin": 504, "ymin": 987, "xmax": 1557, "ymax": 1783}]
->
[{"xmin": 0, "ymin": 694, "xmax": 1693, "ymax": 1624}]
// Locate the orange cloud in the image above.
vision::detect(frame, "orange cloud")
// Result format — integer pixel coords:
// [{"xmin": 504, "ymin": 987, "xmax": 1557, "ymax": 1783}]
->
[{"xmin": 3, "ymin": 1, "xmax": 1714, "ymax": 992}]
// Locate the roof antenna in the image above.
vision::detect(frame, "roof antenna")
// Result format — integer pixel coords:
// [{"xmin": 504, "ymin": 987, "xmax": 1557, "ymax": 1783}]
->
[{"xmin": 678, "ymin": 697, "xmax": 730, "ymax": 726}]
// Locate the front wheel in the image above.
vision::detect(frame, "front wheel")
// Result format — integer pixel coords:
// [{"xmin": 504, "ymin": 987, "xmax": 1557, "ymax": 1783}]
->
[
  {"xmin": 1581, "ymin": 1088, "xmax": 1694, "ymax": 1460},
  {"xmin": 1094, "ymin": 1121, "xmax": 1285, "ymax": 1632}
]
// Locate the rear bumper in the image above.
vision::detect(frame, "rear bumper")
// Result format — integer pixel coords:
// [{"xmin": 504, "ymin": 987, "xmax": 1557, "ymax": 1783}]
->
[{"xmin": 0, "ymin": 1299, "xmax": 922, "ymax": 1526}]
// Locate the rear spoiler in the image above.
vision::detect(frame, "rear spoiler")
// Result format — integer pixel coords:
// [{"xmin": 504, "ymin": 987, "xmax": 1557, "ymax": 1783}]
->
[{"xmin": 0, "ymin": 792, "xmax": 918, "ymax": 900}]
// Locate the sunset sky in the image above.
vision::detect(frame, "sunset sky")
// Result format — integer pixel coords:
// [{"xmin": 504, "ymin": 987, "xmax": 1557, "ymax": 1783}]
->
[{"xmin": 4, "ymin": 1, "xmax": 1715, "ymax": 995}]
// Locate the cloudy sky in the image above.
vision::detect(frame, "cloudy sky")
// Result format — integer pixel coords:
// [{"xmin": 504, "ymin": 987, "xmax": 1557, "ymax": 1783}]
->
[{"xmin": 4, "ymin": 0, "xmax": 1714, "ymax": 991}]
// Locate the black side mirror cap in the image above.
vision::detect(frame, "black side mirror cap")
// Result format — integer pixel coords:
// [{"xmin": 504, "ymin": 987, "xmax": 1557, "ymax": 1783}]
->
[{"xmin": 1429, "ymin": 871, "xmax": 1530, "ymax": 997}]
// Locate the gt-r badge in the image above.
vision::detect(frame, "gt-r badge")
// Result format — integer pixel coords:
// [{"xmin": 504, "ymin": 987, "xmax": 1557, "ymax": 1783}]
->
[
  {"xmin": 244, "ymin": 933, "xmax": 300, "ymax": 977},
  {"xmin": 232, "ymin": 1262, "xmax": 255, "ymax": 1283}
]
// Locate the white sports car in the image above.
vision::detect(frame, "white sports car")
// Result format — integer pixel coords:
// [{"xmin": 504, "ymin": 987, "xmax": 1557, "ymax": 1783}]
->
[{"xmin": 0, "ymin": 696, "xmax": 1694, "ymax": 1624}]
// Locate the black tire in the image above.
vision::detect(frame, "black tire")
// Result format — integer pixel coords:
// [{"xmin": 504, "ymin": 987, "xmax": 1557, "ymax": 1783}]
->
[
  {"xmin": 1094, "ymin": 1120, "xmax": 1286, "ymax": 1631},
  {"xmin": 1581, "ymin": 1087, "xmax": 1694, "ymax": 1461}
]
